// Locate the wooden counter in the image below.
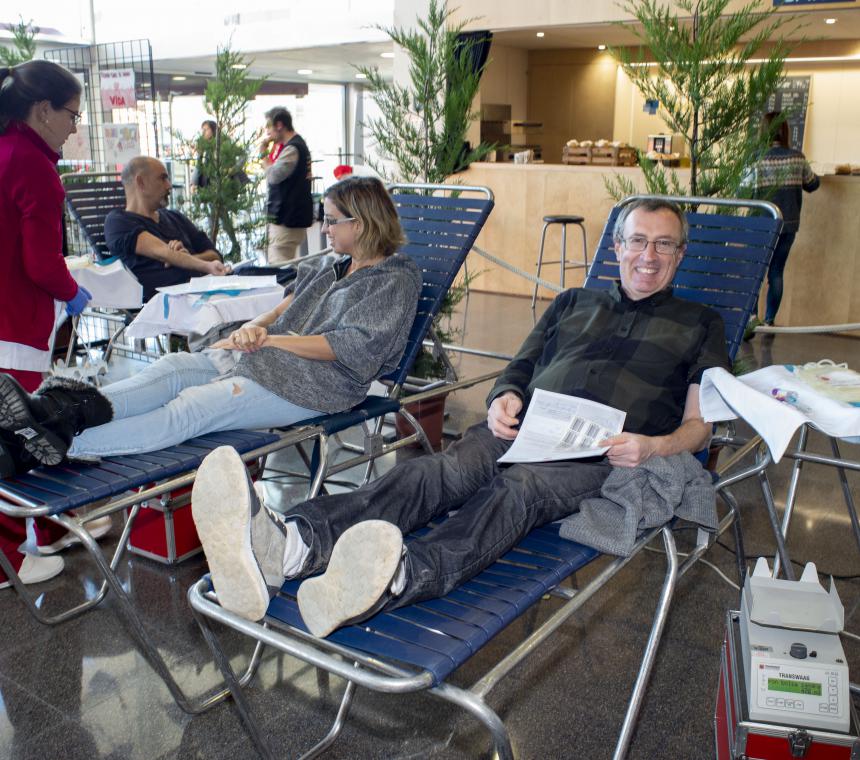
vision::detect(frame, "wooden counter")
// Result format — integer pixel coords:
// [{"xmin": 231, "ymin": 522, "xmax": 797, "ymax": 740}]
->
[{"xmin": 454, "ymin": 163, "xmax": 860, "ymax": 327}]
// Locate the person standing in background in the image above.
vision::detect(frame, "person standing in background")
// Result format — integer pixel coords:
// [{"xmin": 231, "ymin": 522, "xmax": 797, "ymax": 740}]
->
[
  {"xmin": 193, "ymin": 119, "xmax": 245, "ymax": 259},
  {"xmin": 260, "ymin": 107, "xmax": 313, "ymax": 265},
  {"xmin": 748, "ymin": 111, "xmax": 820, "ymax": 326},
  {"xmin": 0, "ymin": 59, "xmax": 110, "ymax": 587}
]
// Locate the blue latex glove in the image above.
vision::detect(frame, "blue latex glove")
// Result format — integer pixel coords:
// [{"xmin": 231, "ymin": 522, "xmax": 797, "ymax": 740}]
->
[{"xmin": 65, "ymin": 286, "xmax": 92, "ymax": 316}]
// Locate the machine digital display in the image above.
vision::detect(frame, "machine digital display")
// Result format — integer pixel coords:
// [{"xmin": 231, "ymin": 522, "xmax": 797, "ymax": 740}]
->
[{"xmin": 768, "ymin": 678, "xmax": 823, "ymax": 696}]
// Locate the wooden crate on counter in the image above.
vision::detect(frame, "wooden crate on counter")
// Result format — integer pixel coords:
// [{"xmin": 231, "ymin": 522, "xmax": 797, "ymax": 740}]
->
[
  {"xmin": 562, "ymin": 145, "xmax": 638, "ymax": 166},
  {"xmin": 561, "ymin": 146, "xmax": 591, "ymax": 165}
]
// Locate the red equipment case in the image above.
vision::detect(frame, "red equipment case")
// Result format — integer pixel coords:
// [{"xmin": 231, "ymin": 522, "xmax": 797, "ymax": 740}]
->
[
  {"xmin": 125, "ymin": 460, "xmax": 262, "ymax": 564},
  {"xmin": 716, "ymin": 611, "xmax": 860, "ymax": 759}
]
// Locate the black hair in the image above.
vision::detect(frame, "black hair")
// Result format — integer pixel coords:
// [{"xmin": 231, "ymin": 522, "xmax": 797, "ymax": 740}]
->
[
  {"xmin": 201, "ymin": 119, "xmax": 217, "ymax": 134},
  {"xmin": 762, "ymin": 111, "xmax": 791, "ymax": 149},
  {"xmin": 264, "ymin": 106, "xmax": 293, "ymax": 131},
  {"xmin": 0, "ymin": 60, "xmax": 82, "ymax": 133}
]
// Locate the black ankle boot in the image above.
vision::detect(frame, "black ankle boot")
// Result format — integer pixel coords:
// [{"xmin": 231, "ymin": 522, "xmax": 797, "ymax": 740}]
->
[
  {"xmin": 0, "ymin": 375, "xmax": 113, "ymax": 466},
  {"xmin": 0, "ymin": 428, "xmax": 39, "ymax": 478}
]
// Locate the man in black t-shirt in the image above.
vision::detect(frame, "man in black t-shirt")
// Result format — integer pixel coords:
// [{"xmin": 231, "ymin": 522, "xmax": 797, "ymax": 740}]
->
[{"xmin": 104, "ymin": 156, "xmax": 230, "ymax": 300}]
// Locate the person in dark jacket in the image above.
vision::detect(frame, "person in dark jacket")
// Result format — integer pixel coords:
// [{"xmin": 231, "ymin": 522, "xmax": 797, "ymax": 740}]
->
[
  {"xmin": 259, "ymin": 107, "xmax": 313, "ymax": 265},
  {"xmin": 748, "ymin": 112, "xmax": 820, "ymax": 325}
]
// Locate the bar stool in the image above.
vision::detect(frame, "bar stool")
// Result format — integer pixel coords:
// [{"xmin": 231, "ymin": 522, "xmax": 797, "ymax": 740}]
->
[{"xmin": 531, "ymin": 215, "xmax": 588, "ymax": 308}]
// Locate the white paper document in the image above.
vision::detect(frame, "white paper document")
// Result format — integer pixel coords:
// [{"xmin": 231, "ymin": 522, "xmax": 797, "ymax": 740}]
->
[
  {"xmin": 156, "ymin": 275, "xmax": 279, "ymax": 296},
  {"xmin": 700, "ymin": 365, "xmax": 860, "ymax": 462},
  {"xmin": 498, "ymin": 389, "xmax": 625, "ymax": 464}
]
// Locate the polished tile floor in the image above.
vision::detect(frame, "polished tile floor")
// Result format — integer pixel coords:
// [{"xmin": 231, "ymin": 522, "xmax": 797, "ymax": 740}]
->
[{"xmin": 1, "ymin": 291, "xmax": 859, "ymax": 760}]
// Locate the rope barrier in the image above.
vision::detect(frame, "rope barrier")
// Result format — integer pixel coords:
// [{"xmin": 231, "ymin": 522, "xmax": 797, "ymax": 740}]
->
[
  {"xmin": 755, "ymin": 323, "xmax": 860, "ymax": 335},
  {"xmin": 471, "ymin": 245, "xmax": 564, "ymax": 293}
]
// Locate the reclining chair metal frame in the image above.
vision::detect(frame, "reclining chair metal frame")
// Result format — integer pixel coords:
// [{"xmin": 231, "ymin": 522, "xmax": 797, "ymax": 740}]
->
[
  {"xmin": 187, "ymin": 195, "xmax": 784, "ymax": 759},
  {"xmin": 0, "ymin": 183, "xmax": 496, "ymax": 710}
]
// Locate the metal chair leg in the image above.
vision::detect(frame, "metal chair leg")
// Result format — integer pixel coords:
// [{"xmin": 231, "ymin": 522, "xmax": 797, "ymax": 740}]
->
[
  {"xmin": 560, "ymin": 222, "xmax": 568, "ymax": 290},
  {"xmin": 531, "ymin": 221, "xmax": 552, "ymax": 309},
  {"xmin": 829, "ymin": 437, "xmax": 860, "ymax": 556},
  {"xmin": 773, "ymin": 425, "xmax": 808, "ymax": 578},
  {"xmin": 577, "ymin": 221, "xmax": 589, "ymax": 273},
  {"xmin": 613, "ymin": 526, "xmax": 679, "ymax": 759}
]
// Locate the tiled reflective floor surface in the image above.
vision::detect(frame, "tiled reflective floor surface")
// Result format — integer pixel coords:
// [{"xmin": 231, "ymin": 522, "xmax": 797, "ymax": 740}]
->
[{"xmin": 1, "ymin": 291, "xmax": 859, "ymax": 759}]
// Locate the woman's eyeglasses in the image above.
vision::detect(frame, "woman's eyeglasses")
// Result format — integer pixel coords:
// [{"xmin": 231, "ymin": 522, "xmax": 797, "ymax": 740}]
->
[
  {"xmin": 322, "ymin": 216, "xmax": 355, "ymax": 228},
  {"xmin": 62, "ymin": 107, "xmax": 83, "ymax": 125}
]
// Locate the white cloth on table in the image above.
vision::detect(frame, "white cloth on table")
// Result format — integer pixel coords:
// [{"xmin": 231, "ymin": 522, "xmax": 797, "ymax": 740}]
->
[
  {"xmin": 125, "ymin": 284, "xmax": 284, "ymax": 339},
  {"xmin": 700, "ymin": 365, "xmax": 860, "ymax": 462},
  {"xmin": 66, "ymin": 256, "xmax": 144, "ymax": 309}
]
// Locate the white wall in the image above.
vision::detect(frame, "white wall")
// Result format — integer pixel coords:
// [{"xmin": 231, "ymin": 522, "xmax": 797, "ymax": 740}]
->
[{"xmin": 613, "ymin": 61, "xmax": 860, "ymax": 166}]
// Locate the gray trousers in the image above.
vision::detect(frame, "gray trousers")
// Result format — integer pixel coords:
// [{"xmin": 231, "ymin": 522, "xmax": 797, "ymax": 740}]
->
[{"xmin": 288, "ymin": 423, "xmax": 612, "ymax": 608}]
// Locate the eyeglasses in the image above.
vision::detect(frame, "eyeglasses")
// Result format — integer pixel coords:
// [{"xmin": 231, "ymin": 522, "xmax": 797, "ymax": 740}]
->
[
  {"xmin": 62, "ymin": 107, "xmax": 83, "ymax": 125},
  {"xmin": 322, "ymin": 216, "xmax": 355, "ymax": 228},
  {"xmin": 622, "ymin": 235, "xmax": 682, "ymax": 256}
]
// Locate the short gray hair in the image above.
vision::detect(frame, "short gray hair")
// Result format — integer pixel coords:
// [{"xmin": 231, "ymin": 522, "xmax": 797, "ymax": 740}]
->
[
  {"xmin": 612, "ymin": 198, "xmax": 688, "ymax": 245},
  {"xmin": 121, "ymin": 156, "xmax": 154, "ymax": 187}
]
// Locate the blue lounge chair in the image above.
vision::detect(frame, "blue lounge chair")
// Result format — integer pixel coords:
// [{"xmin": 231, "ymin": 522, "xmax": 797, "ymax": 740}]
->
[
  {"xmin": 0, "ymin": 182, "xmax": 495, "ymax": 712},
  {"xmin": 187, "ymin": 195, "xmax": 783, "ymax": 759}
]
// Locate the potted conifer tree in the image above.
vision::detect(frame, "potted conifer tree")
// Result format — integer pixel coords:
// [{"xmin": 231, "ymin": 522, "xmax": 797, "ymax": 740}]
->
[{"xmin": 358, "ymin": 0, "xmax": 494, "ymax": 448}]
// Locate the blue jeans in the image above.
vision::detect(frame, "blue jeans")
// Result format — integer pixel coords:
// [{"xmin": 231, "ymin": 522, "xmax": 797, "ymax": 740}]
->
[
  {"xmin": 766, "ymin": 231, "xmax": 796, "ymax": 324},
  {"xmin": 289, "ymin": 423, "xmax": 612, "ymax": 608},
  {"xmin": 68, "ymin": 352, "xmax": 320, "ymax": 457}
]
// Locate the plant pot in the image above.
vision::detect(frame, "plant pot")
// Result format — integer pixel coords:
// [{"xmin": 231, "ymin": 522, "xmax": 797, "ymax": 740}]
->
[{"xmin": 396, "ymin": 395, "xmax": 447, "ymax": 451}]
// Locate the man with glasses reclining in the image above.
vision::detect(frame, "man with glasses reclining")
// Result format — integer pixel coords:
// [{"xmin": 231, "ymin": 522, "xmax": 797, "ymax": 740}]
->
[{"xmin": 191, "ymin": 198, "xmax": 730, "ymax": 638}]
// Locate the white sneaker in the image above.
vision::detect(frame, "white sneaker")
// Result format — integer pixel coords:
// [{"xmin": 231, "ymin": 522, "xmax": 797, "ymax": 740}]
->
[
  {"xmin": 297, "ymin": 520, "xmax": 403, "ymax": 638},
  {"xmin": 192, "ymin": 446, "xmax": 292, "ymax": 622},
  {"xmin": 0, "ymin": 553, "xmax": 64, "ymax": 589},
  {"xmin": 37, "ymin": 515, "xmax": 113, "ymax": 555}
]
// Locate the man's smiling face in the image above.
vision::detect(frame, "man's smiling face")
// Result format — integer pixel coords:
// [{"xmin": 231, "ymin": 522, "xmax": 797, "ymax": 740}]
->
[{"xmin": 614, "ymin": 207, "xmax": 685, "ymax": 300}]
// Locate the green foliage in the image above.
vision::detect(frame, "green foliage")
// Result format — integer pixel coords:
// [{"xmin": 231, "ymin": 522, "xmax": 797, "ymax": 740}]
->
[
  {"xmin": 188, "ymin": 46, "xmax": 265, "ymax": 262},
  {"xmin": 358, "ymin": 1, "xmax": 495, "ymax": 379},
  {"xmin": 0, "ymin": 17, "xmax": 38, "ymax": 66},
  {"xmin": 607, "ymin": 0, "xmax": 801, "ymax": 200},
  {"xmin": 357, "ymin": 0, "xmax": 495, "ymax": 183}
]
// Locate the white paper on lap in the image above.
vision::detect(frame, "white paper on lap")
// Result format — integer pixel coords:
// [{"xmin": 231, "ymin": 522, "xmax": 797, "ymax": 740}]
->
[
  {"xmin": 700, "ymin": 366, "xmax": 860, "ymax": 462},
  {"xmin": 498, "ymin": 388, "xmax": 625, "ymax": 464}
]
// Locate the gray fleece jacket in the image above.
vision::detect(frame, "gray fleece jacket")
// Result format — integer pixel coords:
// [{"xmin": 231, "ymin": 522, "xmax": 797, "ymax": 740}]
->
[{"xmin": 231, "ymin": 252, "xmax": 421, "ymax": 413}]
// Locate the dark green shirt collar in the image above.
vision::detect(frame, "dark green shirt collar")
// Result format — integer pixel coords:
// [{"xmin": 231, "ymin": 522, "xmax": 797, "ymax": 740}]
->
[{"xmin": 609, "ymin": 280, "xmax": 675, "ymax": 308}]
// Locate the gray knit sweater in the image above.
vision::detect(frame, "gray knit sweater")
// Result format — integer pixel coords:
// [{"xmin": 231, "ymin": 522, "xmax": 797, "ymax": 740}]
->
[{"xmin": 231, "ymin": 252, "xmax": 421, "ymax": 413}]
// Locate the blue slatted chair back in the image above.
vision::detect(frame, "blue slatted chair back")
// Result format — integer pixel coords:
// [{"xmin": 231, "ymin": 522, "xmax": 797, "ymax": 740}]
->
[
  {"xmin": 64, "ymin": 174, "xmax": 126, "ymax": 260},
  {"xmin": 583, "ymin": 196, "xmax": 782, "ymax": 363},
  {"xmin": 381, "ymin": 185, "xmax": 495, "ymax": 386}
]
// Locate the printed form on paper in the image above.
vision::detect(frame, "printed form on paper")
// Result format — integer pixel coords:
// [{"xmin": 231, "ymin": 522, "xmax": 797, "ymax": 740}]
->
[{"xmin": 498, "ymin": 388, "xmax": 625, "ymax": 464}]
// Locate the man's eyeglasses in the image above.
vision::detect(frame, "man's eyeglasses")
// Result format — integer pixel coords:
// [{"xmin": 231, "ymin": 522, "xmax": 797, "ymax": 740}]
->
[
  {"xmin": 322, "ymin": 216, "xmax": 355, "ymax": 228},
  {"xmin": 622, "ymin": 235, "xmax": 681, "ymax": 256},
  {"xmin": 62, "ymin": 107, "xmax": 83, "ymax": 125}
]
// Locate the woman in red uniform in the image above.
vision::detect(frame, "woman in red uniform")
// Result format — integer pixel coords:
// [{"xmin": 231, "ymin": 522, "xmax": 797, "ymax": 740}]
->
[{"xmin": 0, "ymin": 60, "xmax": 106, "ymax": 588}]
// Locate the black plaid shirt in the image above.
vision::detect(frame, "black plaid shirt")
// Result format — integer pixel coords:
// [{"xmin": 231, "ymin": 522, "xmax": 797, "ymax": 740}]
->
[{"xmin": 488, "ymin": 282, "xmax": 730, "ymax": 437}]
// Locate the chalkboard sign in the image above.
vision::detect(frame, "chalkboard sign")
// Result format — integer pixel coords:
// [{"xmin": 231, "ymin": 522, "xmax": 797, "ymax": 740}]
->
[{"xmin": 765, "ymin": 76, "xmax": 811, "ymax": 150}]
